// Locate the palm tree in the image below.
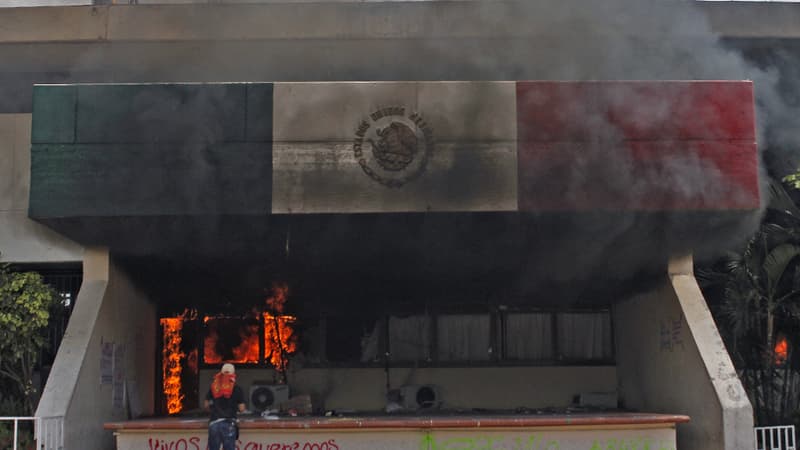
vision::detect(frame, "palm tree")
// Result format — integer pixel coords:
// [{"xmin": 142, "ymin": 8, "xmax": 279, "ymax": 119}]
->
[{"xmin": 699, "ymin": 179, "xmax": 800, "ymax": 425}]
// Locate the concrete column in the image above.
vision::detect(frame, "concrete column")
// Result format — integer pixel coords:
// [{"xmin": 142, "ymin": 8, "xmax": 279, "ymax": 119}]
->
[
  {"xmin": 36, "ymin": 247, "xmax": 157, "ymax": 450},
  {"xmin": 614, "ymin": 254, "xmax": 753, "ymax": 450}
]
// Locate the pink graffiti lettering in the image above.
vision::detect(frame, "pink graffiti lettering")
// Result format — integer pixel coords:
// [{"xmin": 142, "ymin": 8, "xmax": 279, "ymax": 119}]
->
[
  {"xmin": 147, "ymin": 437, "xmax": 200, "ymax": 450},
  {"xmin": 232, "ymin": 440, "xmax": 335, "ymax": 450},
  {"xmin": 146, "ymin": 437, "xmax": 337, "ymax": 450}
]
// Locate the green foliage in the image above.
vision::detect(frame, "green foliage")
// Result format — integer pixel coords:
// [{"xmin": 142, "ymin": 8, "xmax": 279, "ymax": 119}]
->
[
  {"xmin": 699, "ymin": 179, "xmax": 800, "ymax": 426},
  {"xmin": 0, "ymin": 391, "xmax": 25, "ymax": 416},
  {"xmin": 784, "ymin": 172, "xmax": 800, "ymax": 191},
  {"xmin": 0, "ymin": 422, "xmax": 35, "ymax": 450},
  {"xmin": 0, "ymin": 263, "xmax": 56, "ymax": 415}
]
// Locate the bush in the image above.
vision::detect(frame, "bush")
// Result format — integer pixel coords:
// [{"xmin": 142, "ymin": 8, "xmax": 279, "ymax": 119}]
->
[
  {"xmin": 0, "ymin": 266, "xmax": 56, "ymax": 415},
  {"xmin": 0, "ymin": 419, "xmax": 35, "ymax": 450}
]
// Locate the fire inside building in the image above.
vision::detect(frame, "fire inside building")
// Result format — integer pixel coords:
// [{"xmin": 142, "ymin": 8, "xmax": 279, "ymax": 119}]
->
[{"xmin": 2, "ymin": 2, "xmax": 800, "ymax": 450}]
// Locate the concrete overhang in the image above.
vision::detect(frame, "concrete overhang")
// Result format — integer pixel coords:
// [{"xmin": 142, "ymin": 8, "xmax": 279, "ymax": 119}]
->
[
  {"xmin": 0, "ymin": 1, "xmax": 800, "ymax": 44},
  {"xmin": 0, "ymin": 1, "xmax": 797, "ymax": 113},
  {"xmin": 25, "ymin": 80, "xmax": 760, "ymax": 308}
]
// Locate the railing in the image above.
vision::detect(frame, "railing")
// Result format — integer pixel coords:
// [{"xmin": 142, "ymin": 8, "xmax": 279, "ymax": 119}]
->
[
  {"xmin": 755, "ymin": 425, "xmax": 797, "ymax": 450},
  {"xmin": 0, "ymin": 416, "xmax": 63, "ymax": 450},
  {"xmin": 36, "ymin": 416, "xmax": 64, "ymax": 450},
  {"xmin": 0, "ymin": 417, "xmax": 37, "ymax": 450}
]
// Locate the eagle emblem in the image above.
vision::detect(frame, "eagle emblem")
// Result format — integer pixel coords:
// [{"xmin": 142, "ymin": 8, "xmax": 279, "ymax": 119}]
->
[{"xmin": 352, "ymin": 107, "xmax": 433, "ymax": 188}]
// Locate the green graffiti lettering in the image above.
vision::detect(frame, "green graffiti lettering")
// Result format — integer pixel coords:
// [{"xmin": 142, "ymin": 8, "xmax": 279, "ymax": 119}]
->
[
  {"xmin": 482, "ymin": 436, "xmax": 499, "ymax": 450},
  {"xmin": 421, "ymin": 433, "xmax": 434, "ymax": 450},
  {"xmin": 442, "ymin": 437, "xmax": 475, "ymax": 450},
  {"xmin": 419, "ymin": 433, "xmax": 569, "ymax": 450}
]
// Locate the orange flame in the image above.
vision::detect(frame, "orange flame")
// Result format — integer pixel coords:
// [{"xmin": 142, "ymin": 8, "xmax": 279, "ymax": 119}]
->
[
  {"xmin": 160, "ymin": 318, "xmax": 184, "ymax": 414},
  {"xmin": 264, "ymin": 313, "xmax": 297, "ymax": 370},
  {"xmin": 232, "ymin": 322, "xmax": 261, "ymax": 363},
  {"xmin": 203, "ymin": 324, "xmax": 222, "ymax": 364},
  {"xmin": 203, "ymin": 318, "xmax": 260, "ymax": 365},
  {"xmin": 775, "ymin": 335, "xmax": 789, "ymax": 366},
  {"xmin": 267, "ymin": 282, "xmax": 289, "ymax": 313},
  {"xmin": 160, "ymin": 309, "xmax": 196, "ymax": 414},
  {"xmin": 264, "ymin": 282, "xmax": 297, "ymax": 371}
]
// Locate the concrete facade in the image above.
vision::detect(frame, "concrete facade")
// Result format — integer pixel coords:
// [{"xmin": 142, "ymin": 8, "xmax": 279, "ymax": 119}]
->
[
  {"xmin": 199, "ymin": 366, "xmax": 618, "ymax": 412},
  {"xmin": 0, "ymin": 114, "xmax": 82, "ymax": 263},
  {"xmin": 0, "ymin": 2, "xmax": 792, "ymax": 449}
]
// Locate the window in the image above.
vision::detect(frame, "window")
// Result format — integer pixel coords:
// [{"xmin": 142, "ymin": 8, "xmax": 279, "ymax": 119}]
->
[
  {"xmin": 556, "ymin": 312, "xmax": 613, "ymax": 361},
  {"xmin": 389, "ymin": 315, "xmax": 431, "ymax": 362},
  {"xmin": 353, "ymin": 309, "xmax": 613, "ymax": 366},
  {"xmin": 194, "ymin": 308, "xmax": 614, "ymax": 368},
  {"xmin": 203, "ymin": 316, "xmax": 261, "ymax": 365},
  {"xmin": 199, "ymin": 311, "xmax": 297, "ymax": 368},
  {"xmin": 436, "ymin": 314, "xmax": 491, "ymax": 362},
  {"xmin": 325, "ymin": 315, "xmax": 376, "ymax": 364},
  {"xmin": 503, "ymin": 312, "xmax": 553, "ymax": 361}
]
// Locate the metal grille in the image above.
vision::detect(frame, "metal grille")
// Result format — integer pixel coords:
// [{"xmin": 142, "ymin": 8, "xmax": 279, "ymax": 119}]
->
[
  {"xmin": 6, "ymin": 266, "xmax": 83, "ymax": 405},
  {"xmin": 0, "ymin": 416, "xmax": 63, "ymax": 450},
  {"xmin": 39, "ymin": 270, "xmax": 82, "ymax": 364},
  {"xmin": 36, "ymin": 416, "xmax": 64, "ymax": 450}
]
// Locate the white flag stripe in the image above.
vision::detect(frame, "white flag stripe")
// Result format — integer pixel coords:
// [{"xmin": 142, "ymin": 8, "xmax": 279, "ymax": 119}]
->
[
  {"xmin": 272, "ymin": 81, "xmax": 518, "ymax": 214},
  {"xmin": 272, "ymin": 143, "xmax": 517, "ymax": 214},
  {"xmin": 273, "ymin": 82, "xmax": 516, "ymax": 142},
  {"xmin": 273, "ymin": 82, "xmax": 418, "ymax": 142}
]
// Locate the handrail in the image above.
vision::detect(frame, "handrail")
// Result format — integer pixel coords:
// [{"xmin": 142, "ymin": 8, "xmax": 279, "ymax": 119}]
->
[
  {"xmin": 0, "ymin": 416, "xmax": 64, "ymax": 450},
  {"xmin": 0, "ymin": 416, "xmax": 37, "ymax": 450}
]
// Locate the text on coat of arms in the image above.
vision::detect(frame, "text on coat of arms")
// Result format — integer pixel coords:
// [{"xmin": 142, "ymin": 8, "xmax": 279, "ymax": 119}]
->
[{"xmin": 352, "ymin": 106, "xmax": 434, "ymax": 188}]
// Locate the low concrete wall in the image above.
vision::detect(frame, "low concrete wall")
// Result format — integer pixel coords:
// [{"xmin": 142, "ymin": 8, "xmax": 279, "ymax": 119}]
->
[
  {"xmin": 36, "ymin": 247, "xmax": 157, "ymax": 450},
  {"xmin": 614, "ymin": 254, "xmax": 753, "ymax": 450},
  {"xmin": 199, "ymin": 365, "xmax": 617, "ymax": 412},
  {"xmin": 0, "ymin": 113, "xmax": 82, "ymax": 263},
  {"xmin": 111, "ymin": 423, "xmax": 680, "ymax": 450}
]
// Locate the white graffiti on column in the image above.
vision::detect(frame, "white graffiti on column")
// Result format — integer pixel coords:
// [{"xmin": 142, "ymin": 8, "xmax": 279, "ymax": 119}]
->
[{"xmin": 659, "ymin": 314, "xmax": 684, "ymax": 352}]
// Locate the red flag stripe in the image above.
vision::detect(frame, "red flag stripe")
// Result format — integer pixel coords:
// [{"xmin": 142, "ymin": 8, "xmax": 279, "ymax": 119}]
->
[{"xmin": 516, "ymin": 81, "xmax": 759, "ymax": 211}]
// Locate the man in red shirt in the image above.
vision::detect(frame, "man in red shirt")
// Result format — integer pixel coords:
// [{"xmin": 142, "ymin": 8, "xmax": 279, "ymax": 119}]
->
[{"xmin": 204, "ymin": 363, "xmax": 246, "ymax": 450}]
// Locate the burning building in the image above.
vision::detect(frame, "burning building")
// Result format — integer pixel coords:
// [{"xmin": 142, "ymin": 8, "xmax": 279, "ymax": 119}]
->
[{"xmin": 1, "ymin": 2, "xmax": 799, "ymax": 450}]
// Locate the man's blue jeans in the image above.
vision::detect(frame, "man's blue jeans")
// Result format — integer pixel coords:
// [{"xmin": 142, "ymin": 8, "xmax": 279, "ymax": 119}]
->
[{"xmin": 208, "ymin": 419, "xmax": 237, "ymax": 450}]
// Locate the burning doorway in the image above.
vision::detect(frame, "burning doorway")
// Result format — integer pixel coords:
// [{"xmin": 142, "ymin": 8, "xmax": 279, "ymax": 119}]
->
[{"xmin": 159, "ymin": 283, "xmax": 297, "ymax": 415}]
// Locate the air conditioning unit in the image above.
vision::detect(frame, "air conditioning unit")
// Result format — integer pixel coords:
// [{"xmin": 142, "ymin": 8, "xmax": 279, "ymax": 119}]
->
[
  {"xmin": 399, "ymin": 384, "xmax": 440, "ymax": 409},
  {"xmin": 250, "ymin": 384, "xmax": 290, "ymax": 412}
]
